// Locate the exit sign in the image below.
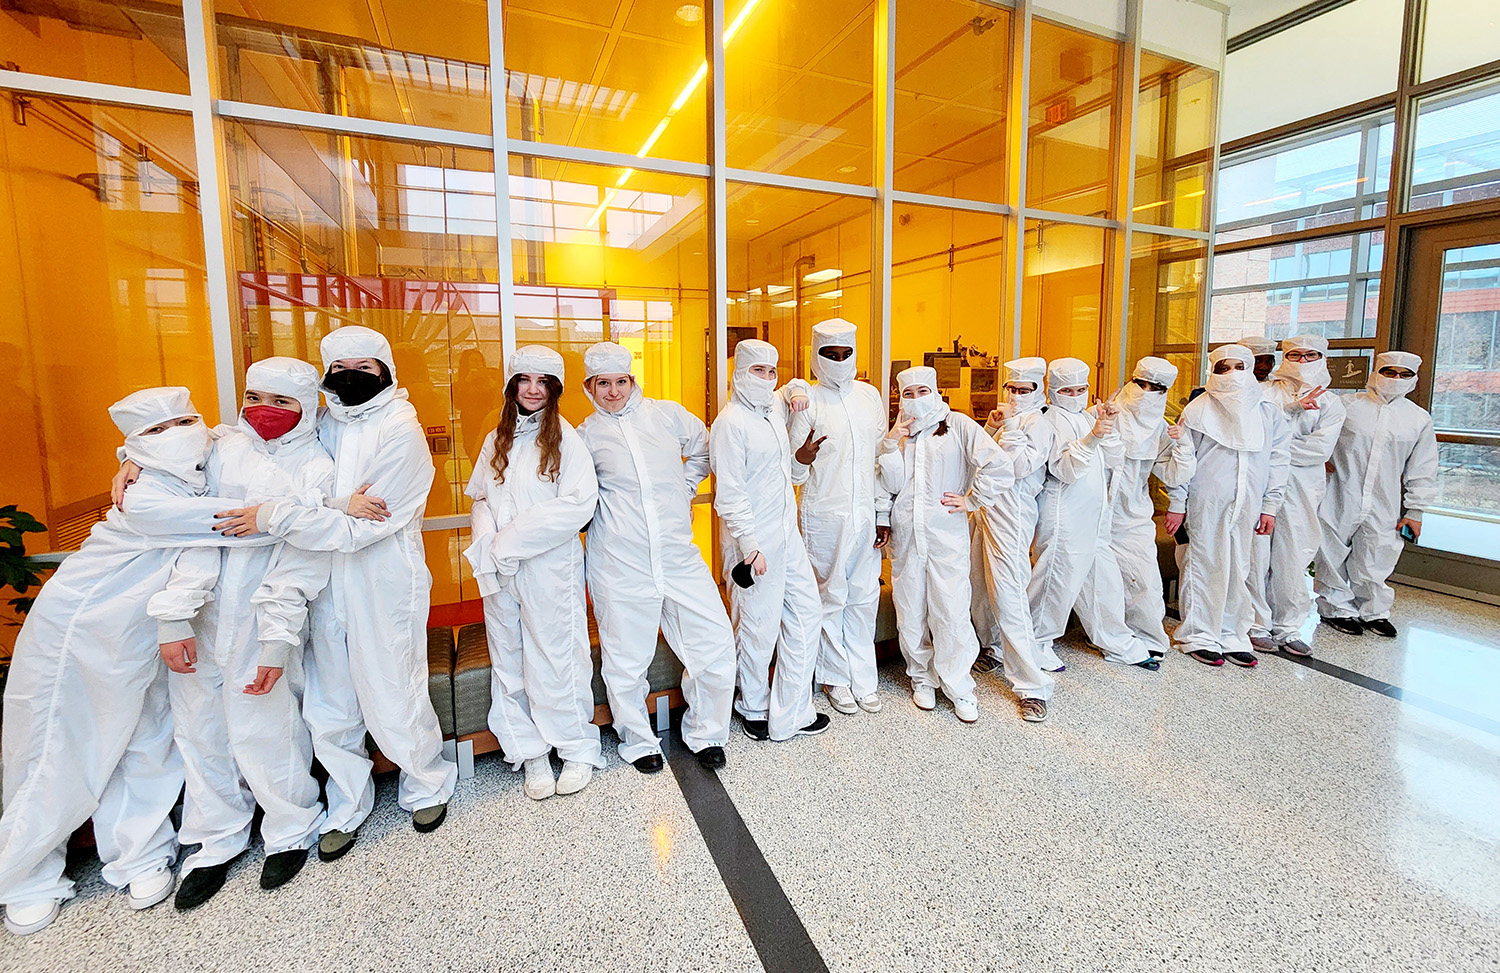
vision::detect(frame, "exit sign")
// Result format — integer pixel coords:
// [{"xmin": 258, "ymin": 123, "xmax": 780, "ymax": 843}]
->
[{"xmin": 1045, "ymin": 98, "xmax": 1074, "ymax": 125}]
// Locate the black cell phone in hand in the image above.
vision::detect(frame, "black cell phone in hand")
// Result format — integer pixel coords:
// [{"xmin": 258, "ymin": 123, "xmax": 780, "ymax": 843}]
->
[
  {"xmin": 1400, "ymin": 523, "xmax": 1417, "ymax": 543},
  {"xmin": 731, "ymin": 559, "xmax": 757, "ymax": 588}
]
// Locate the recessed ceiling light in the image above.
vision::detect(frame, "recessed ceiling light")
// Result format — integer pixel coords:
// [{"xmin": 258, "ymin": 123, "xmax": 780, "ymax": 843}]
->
[
  {"xmin": 837, "ymin": 165, "xmax": 857, "ymax": 173},
  {"xmin": 675, "ymin": 4, "xmax": 704, "ymax": 26},
  {"xmin": 765, "ymin": 284, "xmax": 791, "ymax": 295},
  {"xmin": 772, "ymin": 299, "xmax": 797, "ymax": 308},
  {"xmin": 803, "ymin": 268, "xmax": 842, "ymax": 284}
]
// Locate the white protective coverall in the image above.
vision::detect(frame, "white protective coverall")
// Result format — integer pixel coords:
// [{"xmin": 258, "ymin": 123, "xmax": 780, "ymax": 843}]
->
[
  {"xmin": 709, "ymin": 340, "xmax": 820, "ymax": 741},
  {"xmin": 146, "ymin": 359, "xmax": 330, "ymax": 876},
  {"xmin": 1078, "ymin": 357, "xmax": 1196, "ymax": 657},
  {"xmin": 1249, "ymin": 335, "xmax": 1347, "ymax": 644},
  {"xmin": 466, "ymin": 345, "xmax": 603, "ymax": 769},
  {"xmin": 578, "ymin": 342, "xmax": 735, "ymax": 761},
  {"xmin": 1028, "ymin": 359, "xmax": 1154, "ymax": 667},
  {"xmin": 259, "ymin": 326, "xmax": 457, "ymax": 813},
  {"xmin": 0, "ymin": 389, "xmax": 266, "ymax": 908},
  {"xmin": 785, "ymin": 320, "xmax": 888, "ymax": 702},
  {"xmin": 1315, "ymin": 351, "xmax": 1439, "ymax": 622},
  {"xmin": 879, "ymin": 367, "xmax": 1013, "ymax": 705},
  {"xmin": 969, "ymin": 358, "xmax": 1055, "ymax": 701},
  {"xmin": 1169, "ymin": 345, "xmax": 1292, "ymax": 655}
]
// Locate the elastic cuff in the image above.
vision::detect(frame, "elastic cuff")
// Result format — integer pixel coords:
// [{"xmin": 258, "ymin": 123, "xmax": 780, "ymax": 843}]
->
[
  {"xmin": 258, "ymin": 641, "xmax": 295, "ymax": 670},
  {"xmin": 876, "ymin": 514, "xmax": 890, "ymax": 528},
  {"xmin": 879, "ymin": 437, "xmax": 901, "ymax": 453},
  {"xmin": 255, "ymin": 504, "xmax": 275, "ymax": 533},
  {"xmin": 1167, "ymin": 504, "xmax": 1186, "ymax": 515},
  {"xmin": 158, "ymin": 619, "xmax": 195, "ymax": 644},
  {"xmin": 737, "ymin": 533, "xmax": 760, "ymax": 562},
  {"xmin": 1403, "ymin": 509, "xmax": 1423, "ymax": 523}
]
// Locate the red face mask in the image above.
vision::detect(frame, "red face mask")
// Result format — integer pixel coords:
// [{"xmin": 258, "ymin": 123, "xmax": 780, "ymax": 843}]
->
[{"xmin": 242, "ymin": 404, "xmax": 302, "ymax": 441}]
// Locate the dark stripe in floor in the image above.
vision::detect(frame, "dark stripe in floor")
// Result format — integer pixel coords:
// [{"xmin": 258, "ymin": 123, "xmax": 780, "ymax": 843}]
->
[
  {"xmin": 666, "ymin": 733, "xmax": 830, "ymax": 973},
  {"xmin": 1273, "ymin": 652, "xmax": 1500, "ymax": 737}
]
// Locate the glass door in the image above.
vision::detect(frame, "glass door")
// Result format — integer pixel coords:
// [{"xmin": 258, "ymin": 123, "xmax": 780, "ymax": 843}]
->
[{"xmin": 1401, "ymin": 218, "xmax": 1500, "ymax": 560}]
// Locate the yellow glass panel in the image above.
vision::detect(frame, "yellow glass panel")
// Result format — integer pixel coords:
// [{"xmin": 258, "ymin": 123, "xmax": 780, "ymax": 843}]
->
[
  {"xmin": 1021, "ymin": 219, "xmax": 1109, "ymax": 388},
  {"xmin": 508, "ymin": 156, "xmax": 710, "ymax": 424},
  {"xmin": 0, "ymin": 1, "xmax": 188, "ymax": 93},
  {"xmin": 226, "ymin": 121, "xmax": 500, "ymax": 605},
  {"xmin": 0, "ymin": 99, "xmax": 211, "ymax": 638},
  {"xmin": 894, "ymin": 0, "xmax": 1011, "ymax": 204},
  {"xmin": 216, "ymin": 1, "xmax": 491, "ymax": 133},
  {"xmin": 504, "ymin": 0, "xmax": 708, "ymax": 164},
  {"xmin": 891, "ymin": 203, "xmax": 1008, "ymax": 422},
  {"xmin": 726, "ymin": 0, "xmax": 876, "ymax": 185},
  {"xmin": 1027, "ymin": 18, "xmax": 1120, "ymax": 218},
  {"xmin": 1133, "ymin": 52, "xmax": 1216, "ymax": 232},
  {"xmin": 1127, "ymin": 232, "xmax": 1208, "ymax": 414},
  {"xmin": 727, "ymin": 183, "xmax": 874, "ymax": 384}
]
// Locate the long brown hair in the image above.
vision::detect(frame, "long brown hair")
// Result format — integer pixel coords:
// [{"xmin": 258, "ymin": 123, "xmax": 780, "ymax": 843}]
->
[{"xmin": 489, "ymin": 374, "xmax": 564, "ymax": 485}]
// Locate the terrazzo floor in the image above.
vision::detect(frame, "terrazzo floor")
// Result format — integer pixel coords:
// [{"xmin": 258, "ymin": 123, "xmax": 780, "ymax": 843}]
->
[{"xmin": 3, "ymin": 584, "xmax": 1497, "ymax": 973}]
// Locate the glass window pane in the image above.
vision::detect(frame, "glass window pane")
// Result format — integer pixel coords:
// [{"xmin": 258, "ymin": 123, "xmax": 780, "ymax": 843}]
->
[
  {"xmin": 727, "ymin": 184, "xmax": 874, "ymax": 382},
  {"xmin": 1027, "ymin": 18, "xmax": 1121, "ymax": 218},
  {"xmin": 1, "ymin": 101, "xmax": 209, "ymax": 567},
  {"xmin": 504, "ymin": 0, "xmax": 707, "ymax": 164},
  {"xmin": 1021, "ymin": 219, "xmax": 1110, "ymax": 379},
  {"xmin": 891, "ymin": 203, "xmax": 1008, "ymax": 421},
  {"xmin": 893, "ymin": 0, "xmax": 1012, "ymax": 204},
  {"xmin": 1127, "ymin": 232, "xmax": 1208, "ymax": 410},
  {"xmin": 726, "ymin": 0, "xmax": 875, "ymax": 185},
  {"xmin": 0, "ymin": 1, "xmax": 188, "ymax": 93},
  {"xmin": 1209, "ymin": 231, "xmax": 1382, "ymax": 342},
  {"xmin": 1134, "ymin": 52, "xmax": 1217, "ymax": 232},
  {"xmin": 227, "ymin": 122, "xmax": 499, "ymax": 604},
  {"xmin": 1420, "ymin": 0, "xmax": 1500, "ymax": 83},
  {"xmin": 1220, "ymin": 0, "xmax": 1403, "ymax": 143},
  {"xmin": 1432, "ymin": 243, "xmax": 1500, "ymax": 436},
  {"xmin": 509, "ymin": 157, "xmax": 710, "ymax": 422},
  {"xmin": 1216, "ymin": 113, "xmax": 1393, "ymax": 242},
  {"xmin": 1409, "ymin": 80, "xmax": 1500, "ymax": 213},
  {"xmin": 216, "ymin": 1, "xmax": 491, "ymax": 133}
]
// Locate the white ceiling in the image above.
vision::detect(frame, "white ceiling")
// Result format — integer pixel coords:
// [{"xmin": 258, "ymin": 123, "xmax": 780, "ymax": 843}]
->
[{"xmin": 1224, "ymin": 0, "xmax": 1325, "ymax": 36}]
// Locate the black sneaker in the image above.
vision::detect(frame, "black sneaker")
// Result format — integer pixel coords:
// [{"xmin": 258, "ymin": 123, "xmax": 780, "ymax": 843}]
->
[
  {"xmin": 260, "ymin": 848, "xmax": 307, "ymax": 891},
  {"xmin": 174, "ymin": 860, "xmax": 233, "ymax": 910},
  {"xmin": 794, "ymin": 713, "xmax": 831, "ymax": 737},
  {"xmin": 695, "ymin": 746, "xmax": 727, "ymax": 770},
  {"xmin": 1365, "ymin": 618, "xmax": 1398, "ymax": 638},
  {"xmin": 971, "ymin": 648, "xmax": 1003, "ymax": 674},
  {"xmin": 1133, "ymin": 658, "xmax": 1160, "ymax": 671},
  {"xmin": 1224, "ymin": 651, "xmax": 1259, "ymax": 668},
  {"xmin": 631, "ymin": 753, "xmax": 665, "ymax": 774},
  {"xmin": 1321, "ymin": 616, "xmax": 1365, "ymax": 636},
  {"xmin": 1187, "ymin": 649, "xmax": 1224, "ymax": 667},
  {"xmin": 742, "ymin": 719, "xmax": 770, "ymax": 741}
]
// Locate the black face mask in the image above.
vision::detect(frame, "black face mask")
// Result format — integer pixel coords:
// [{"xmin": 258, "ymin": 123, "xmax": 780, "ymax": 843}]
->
[{"xmin": 323, "ymin": 367, "xmax": 391, "ymax": 407}]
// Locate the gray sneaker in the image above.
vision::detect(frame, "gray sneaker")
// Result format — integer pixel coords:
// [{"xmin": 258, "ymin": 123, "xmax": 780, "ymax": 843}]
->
[
  {"xmin": 1280, "ymin": 639, "xmax": 1313, "ymax": 658},
  {"xmin": 1250, "ymin": 635, "xmax": 1279, "ymax": 651},
  {"xmin": 1019, "ymin": 698, "xmax": 1048, "ymax": 723},
  {"xmin": 318, "ymin": 830, "xmax": 356, "ymax": 862}
]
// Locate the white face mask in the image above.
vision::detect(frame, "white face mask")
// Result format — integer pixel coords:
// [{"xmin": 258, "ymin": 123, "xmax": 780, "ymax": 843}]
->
[
  {"xmin": 812, "ymin": 352, "xmax": 857, "ymax": 391},
  {"xmin": 1118, "ymin": 382, "xmax": 1167, "ymax": 423},
  {"xmin": 900, "ymin": 392, "xmax": 943, "ymax": 423},
  {"xmin": 1207, "ymin": 369, "xmax": 1253, "ymax": 394},
  {"xmin": 1369, "ymin": 374, "xmax": 1418, "ymax": 401},
  {"xmin": 1277, "ymin": 358, "xmax": 1331, "ymax": 389},
  {"xmin": 1006, "ymin": 386, "xmax": 1043, "ymax": 413},
  {"xmin": 735, "ymin": 372, "xmax": 776, "ymax": 411},
  {"xmin": 1052, "ymin": 390, "xmax": 1088, "ymax": 413},
  {"xmin": 125, "ymin": 422, "xmax": 213, "ymax": 490}
]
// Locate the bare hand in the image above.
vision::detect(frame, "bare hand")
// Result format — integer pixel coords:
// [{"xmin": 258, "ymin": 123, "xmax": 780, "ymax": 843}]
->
[
  {"xmin": 1256, "ymin": 514, "xmax": 1276, "ymax": 536},
  {"xmin": 749, "ymin": 551, "xmax": 768, "ymax": 577},
  {"xmin": 1167, "ymin": 422, "xmax": 1183, "ymax": 441},
  {"xmin": 1092, "ymin": 412, "xmax": 1115, "ymax": 438},
  {"xmin": 790, "ymin": 395, "xmax": 810, "ymax": 414},
  {"xmin": 112, "ymin": 460, "xmax": 143, "ymax": 510},
  {"xmin": 891, "ymin": 416, "xmax": 916, "ymax": 440},
  {"xmin": 987, "ymin": 403, "xmax": 1014, "ymax": 425},
  {"xmin": 347, "ymin": 484, "xmax": 389, "ymax": 522},
  {"xmin": 1297, "ymin": 385, "xmax": 1327, "ymax": 411},
  {"xmin": 941, "ymin": 492, "xmax": 967, "ymax": 513},
  {"xmin": 874, "ymin": 525, "xmax": 891, "ymax": 549},
  {"xmin": 244, "ymin": 666, "xmax": 284, "ymax": 695},
  {"xmin": 213, "ymin": 506, "xmax": 264, "ymax": 537},
  {"xmin": 1163, "ymin": 511, "xmax": 1185, "ymax": 535},
  {"xmin": 160, "ymin": 638, "xmax": 197, "ymax": 674},
  {"xmin": 1397, "ymin": 517, "xmax": 1422, "ymax": 541},
  {"xmin": 1325, "ymin": 461, "xmax": 1335, "ymax": 476},
  {"xmin": 795, "ymin": 429, "xmax": 827, "ymax": 466}
]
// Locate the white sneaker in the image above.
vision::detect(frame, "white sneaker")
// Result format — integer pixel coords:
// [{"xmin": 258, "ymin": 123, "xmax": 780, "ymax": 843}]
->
[
  {"xmin": 523, "ymin": 756, "xmax": 556, "ymax": 801},
  {"xmin": 556, "ymin": 761, "xmax": 592, "ymax": 796},
  {"xmin": 5, "ymin": 900, "xmax": 60, "ymax": 936},
  {"xmin": 127, "ymin": 863, "xmax": 174, "ymax": 911},
  {"xmin": 825, "ymin": 685, "xmax": 858, "ymax": 715},
  {"xmin": 953, "ymin": 697, "xmax": 980, "ymax": 723},
  {"xmin": 912, "ymin": 685, "xmax": 936, "ymax": 710},
  {"xmin": 857, "ymin": 693, "xmax": 883, "ymax": 714}
]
